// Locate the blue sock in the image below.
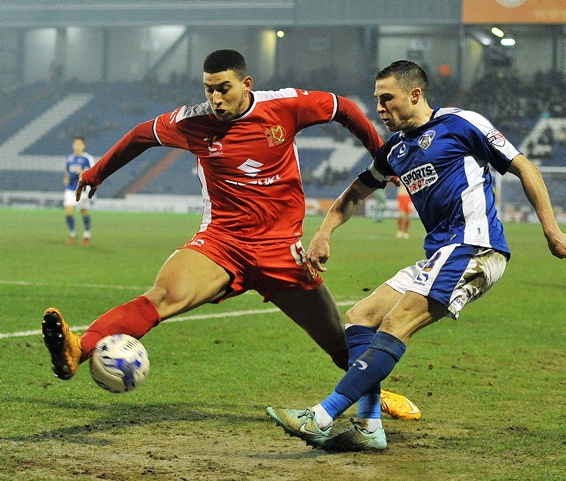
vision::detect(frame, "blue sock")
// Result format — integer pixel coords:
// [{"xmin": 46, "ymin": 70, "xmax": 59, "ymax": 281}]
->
[
  {"xmin": 320, "ymin": 331, "xmax": 406, "ymax": 419},
  {"xmin": 66, "ymin": 215, "xmax": 75, "ymax": 234},
  {"xmin": 345, "ymin": 325, "xmax": 376, "ymax": 366},
  {"xmin": 344, "ymin": 325, "xmax": 381, "ymax": 419},
  {"xmin": 83, "ymin": 215, "xmax": 91, "ymax": 233}
]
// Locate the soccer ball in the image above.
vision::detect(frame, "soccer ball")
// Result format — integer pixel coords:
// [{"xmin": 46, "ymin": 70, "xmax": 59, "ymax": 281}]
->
[{"xmin": 89, "ymin": 334, "xmax": 150, "ymax": 393}]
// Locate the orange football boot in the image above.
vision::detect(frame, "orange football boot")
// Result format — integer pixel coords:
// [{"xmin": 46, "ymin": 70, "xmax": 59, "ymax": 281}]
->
[
  {"xmin": 380, "ymin": 390, "xmax": 421, "ymax": 420},
  {"xmin": 41, "ymin": 308, "xmax": 82, "ymax": 380}
]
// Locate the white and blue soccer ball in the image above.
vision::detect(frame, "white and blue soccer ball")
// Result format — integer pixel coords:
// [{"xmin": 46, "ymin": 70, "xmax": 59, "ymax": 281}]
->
[{"xmin": 90, "ymin": 334, "xmax": 150, "ymax": 393}]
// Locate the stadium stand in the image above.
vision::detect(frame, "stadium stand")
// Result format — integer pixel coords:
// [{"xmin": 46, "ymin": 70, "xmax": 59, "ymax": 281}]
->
[
  {"xmin": 0, "ymin": 80, "xmax": 377, "ymax": 201},
  {"xmin": 1, "ymin": 70, "xmax": 564, "ymax": 209}
]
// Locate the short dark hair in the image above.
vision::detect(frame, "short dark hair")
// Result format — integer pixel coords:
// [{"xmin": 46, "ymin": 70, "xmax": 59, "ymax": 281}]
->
[
  {"xmin": 376, "ymin": 60, "xmax": 428, "ymax": 97},
  {"xmin": 74, "ymin": 136, "xmax": 85, "ymax": 143},
  {"xmin": 203, "ymin": 49, "xmax": 247, "ymax": 79}
]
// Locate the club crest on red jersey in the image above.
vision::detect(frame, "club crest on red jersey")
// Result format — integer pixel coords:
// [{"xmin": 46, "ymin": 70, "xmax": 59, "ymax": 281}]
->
[{"xmin": 266, "ymin": 125, "xmax": 286, "ymax": 147}]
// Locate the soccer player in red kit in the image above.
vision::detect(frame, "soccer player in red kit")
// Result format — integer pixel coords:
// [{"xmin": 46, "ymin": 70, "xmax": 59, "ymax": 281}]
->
[{"xmin": 41, "ymin": 49, "xmax": 420, "ymax": 420}]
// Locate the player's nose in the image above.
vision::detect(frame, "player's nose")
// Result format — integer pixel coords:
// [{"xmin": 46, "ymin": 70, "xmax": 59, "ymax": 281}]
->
[{"xmin": 212, "ymin": 90, "xmax": 223, "ymax": 105}]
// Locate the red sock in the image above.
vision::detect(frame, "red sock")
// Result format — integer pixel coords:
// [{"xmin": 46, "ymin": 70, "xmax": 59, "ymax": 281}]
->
[{"xmin": 80, "ymin": 296, "xmax": 161, "ymax": 362}]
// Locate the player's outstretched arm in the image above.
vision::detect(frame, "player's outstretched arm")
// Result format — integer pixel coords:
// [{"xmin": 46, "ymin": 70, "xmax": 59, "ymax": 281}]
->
[
  {"xmin": 307, "ymin": 178, "xmax": 376, "ymax": 271},
  {"xmin": 334, "ymin": 96, "xmax": 384, "ymax": 156},
  {"xmin": 75, "ymin": 120, "xmax": 160, "ymax": 201},
  {"xmin": 507, "ymin": 154, "xmax": 566, "ymax": 259}
]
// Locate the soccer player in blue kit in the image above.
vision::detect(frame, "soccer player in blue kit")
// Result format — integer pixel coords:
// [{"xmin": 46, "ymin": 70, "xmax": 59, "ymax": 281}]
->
[
  {"xmin": 64, "ymin": 137, "xmax": 94, "ymax": 245},
  {"xmin": 267, "ymin": 60, "xmax": 566, "ymax": 451}
]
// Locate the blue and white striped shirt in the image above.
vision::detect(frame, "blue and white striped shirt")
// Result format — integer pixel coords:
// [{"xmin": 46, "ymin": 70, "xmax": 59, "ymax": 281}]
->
[{"xmin": 360, "ymin": 107, "xmax": 520, "ymax": 258}]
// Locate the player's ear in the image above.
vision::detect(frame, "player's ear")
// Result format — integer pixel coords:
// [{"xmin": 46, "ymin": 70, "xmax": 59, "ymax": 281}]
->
[
  {"xmin": 243, "ymin": 76, "xmax": 253, "ymax": 94},
  {"xmin": 410, "ymin": 87, "xmax": 422, "ymax": 104}
]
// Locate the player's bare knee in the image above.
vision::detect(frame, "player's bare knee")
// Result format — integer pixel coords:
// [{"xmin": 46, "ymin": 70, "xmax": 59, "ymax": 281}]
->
[
  {"xmin": 345, "ymin": 306, "xmax": 377, "ymax": 328},
  {"xmin": 344, "ymin": 308, "xmax": 358, "ymax": 326},
  {"xmin": 379, "ymin": 323, "xmax": 409, "ymax": 344},
  {"xmin": 143, "ymin": 286, "xmax": 173, "ymax": 310},
  {"xmin": 380, "ymin": 313, "xmax": 427, "ymax": 343}
]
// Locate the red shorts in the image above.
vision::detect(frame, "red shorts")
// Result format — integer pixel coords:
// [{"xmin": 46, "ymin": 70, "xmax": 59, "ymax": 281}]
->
[
  {"xmin": 181, "ymin": 232, "xmax": 323, "ymax": 302},
  {"xmin": 398, "ymin": 195, "xmax": 413, "ymax": 214}
]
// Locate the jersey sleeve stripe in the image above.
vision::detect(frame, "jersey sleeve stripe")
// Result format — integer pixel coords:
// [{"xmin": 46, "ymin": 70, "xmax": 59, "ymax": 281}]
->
[
  {"xmin": 329, "ymin": 93, "xmax": 338, "ymax": 123},
  {"xmin": 358, "ymin": 162, "xmax": 390, "ymax": 189},
  {"xmin": 152, "ymin": 117, "xmax": 163, "ymax": 146},
  {"xmin": 369, "ymin": 162, "xmax": 389, "ymax": 182}
]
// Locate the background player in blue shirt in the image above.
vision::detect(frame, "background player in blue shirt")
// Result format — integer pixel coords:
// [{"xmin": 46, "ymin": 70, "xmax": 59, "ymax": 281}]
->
[
  {"xmin": 64, "ymin": 136, "xmax": 94, "ymax": 245},
  {"xmin": 267, "ymin": 60, "xmax": 566, "ymax": 451}
]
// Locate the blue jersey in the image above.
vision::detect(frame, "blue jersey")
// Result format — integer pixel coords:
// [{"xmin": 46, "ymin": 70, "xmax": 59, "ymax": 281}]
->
[
  {"xmin": 359, "ymin": 107, "xmax": 520, "ymax": 258},
  {"xmin": 65, "ymin": 153, "xmax": 94, "ymax": 191}
]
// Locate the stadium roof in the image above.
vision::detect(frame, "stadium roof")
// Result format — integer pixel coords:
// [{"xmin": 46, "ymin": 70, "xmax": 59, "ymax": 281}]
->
[{"xmin": 0, "ymin": 0, "xmax": 462, "ymax": 28}]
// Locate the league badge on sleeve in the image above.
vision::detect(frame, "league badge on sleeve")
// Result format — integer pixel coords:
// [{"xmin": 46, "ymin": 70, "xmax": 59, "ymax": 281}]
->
[{"xmin": 486, "ymin": 129, "xmax": 506, "ymax": 147}]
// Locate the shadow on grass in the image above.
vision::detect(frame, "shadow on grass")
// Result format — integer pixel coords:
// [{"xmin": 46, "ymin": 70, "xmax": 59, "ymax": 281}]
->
[{"xmin": 2, "ymin": 397, "xmax": 266, "ymax": 445}]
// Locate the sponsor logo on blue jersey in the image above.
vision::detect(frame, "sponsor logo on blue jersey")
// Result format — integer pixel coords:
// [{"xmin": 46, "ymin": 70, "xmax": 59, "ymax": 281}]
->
[{"xmin": 401, "ymin": 163, "xmax": 438, "ymax": 194}]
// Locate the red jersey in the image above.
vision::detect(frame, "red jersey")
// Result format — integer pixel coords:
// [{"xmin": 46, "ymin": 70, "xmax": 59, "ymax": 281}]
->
[{"xmin": 83, "ymin": 88, "xmax": 382, "ymax": 243}]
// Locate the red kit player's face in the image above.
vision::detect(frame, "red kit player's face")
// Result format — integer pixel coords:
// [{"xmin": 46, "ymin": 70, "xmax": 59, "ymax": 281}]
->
[{"xmin": 203, "ymin": 69, "xmax": 253, "ymax": 122}]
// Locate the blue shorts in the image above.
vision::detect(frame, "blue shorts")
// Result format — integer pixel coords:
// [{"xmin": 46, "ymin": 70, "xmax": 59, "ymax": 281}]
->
[{"xmin": 385, "ymin": 244, "xmax": 508, "ymax": 318}]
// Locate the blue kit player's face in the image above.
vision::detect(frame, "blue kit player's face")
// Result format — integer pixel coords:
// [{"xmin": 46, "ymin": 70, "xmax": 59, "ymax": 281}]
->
[{"xmin": 374, "ymin": 76, "xmax": 420, "ymax": 133}]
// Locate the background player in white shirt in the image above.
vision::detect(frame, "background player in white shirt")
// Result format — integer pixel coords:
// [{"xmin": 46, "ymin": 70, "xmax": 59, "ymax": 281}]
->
[
  {"xmin": 267, "ymin": 60, "xmax": 566, "ymax": 451},
  {"xmin": 64, "ymin": 136, "xmax": 94, "ymax": 245}
]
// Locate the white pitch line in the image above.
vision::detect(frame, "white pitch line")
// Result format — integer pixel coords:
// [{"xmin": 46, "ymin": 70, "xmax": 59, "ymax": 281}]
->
[
  {"xmin": 0, "ymin": 301, "xmax": 357, "ymax": 339},
  {"xmin": 0, "ymin": 279, "xmax": 150, "ymax": 291},
  {"xmin": 0, "ymin": 279, "xmax": 269, "ymax": 292}
]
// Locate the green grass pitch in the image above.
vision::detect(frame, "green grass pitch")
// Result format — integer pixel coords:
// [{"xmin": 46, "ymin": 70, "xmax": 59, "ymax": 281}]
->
[{"xmin": 0, "ymin": 208, "xmax": 564, "ymax": 481}]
